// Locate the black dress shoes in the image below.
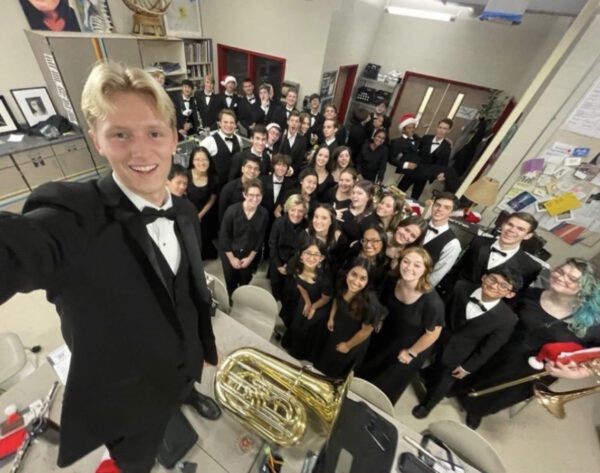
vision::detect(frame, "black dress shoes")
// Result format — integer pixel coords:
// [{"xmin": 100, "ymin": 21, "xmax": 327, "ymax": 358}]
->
[
  {"xmin": 466, "ymin": 412, "xmax": 482, "ymax": 430},
  {"xmin": 184, "ymin": 389, "xmax": 222, "ymax": 420},
  {"xmin": 412, "ymin": 405, "xmax": 430, "ymax": 419}
]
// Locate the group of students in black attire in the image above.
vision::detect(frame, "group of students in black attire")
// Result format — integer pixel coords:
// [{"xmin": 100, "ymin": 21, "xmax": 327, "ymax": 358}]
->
[{"xmin": 165, "ymin": 78, "xmax": 600, "ymax": 431}]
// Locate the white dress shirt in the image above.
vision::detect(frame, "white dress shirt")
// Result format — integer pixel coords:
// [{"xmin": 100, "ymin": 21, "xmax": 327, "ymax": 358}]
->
[
  {"xmin": 466, "ymin": 288, "xmax": 500, "ymax": 320},
  {"xmin": 430, "ymin": 137, "xmax": 444, "ymax": 154},
  {"xmin": 113, "ymin": 173, "xmax": 181, "ymax": 273},
  {"xmin": 287, "ymin": 131, "xmax": 297, "ymax": 148},
  {"xmin": 203, "ymin": 91, "xmax": 212, "ymax": 105},
  {"xmin": 425, "ymin": 221, "xmax": 462, "ymax": 286},
  {"xmin": 199, "ymin": 131, "xmax": 243, "ymax": 156},
  {"xmin": 487, "ymin": 241, "xmax": 519, "ymax": 269},
  {"xmin": 272, "ymin": 175, "xmax": 284, "ymax": 203}
]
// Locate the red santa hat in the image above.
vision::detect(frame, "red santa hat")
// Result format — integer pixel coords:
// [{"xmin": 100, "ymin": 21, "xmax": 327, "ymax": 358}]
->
[
  {"xmin": 220, "ymin": 75, "xmax": 237, "ymax": 87},
  {"xmin": 528, "ymin": 342, "xmax": 587, "ymax": 370},
  {"xmin": 398, "ymin": 113, "xmax": 417, "ymax": 131}
]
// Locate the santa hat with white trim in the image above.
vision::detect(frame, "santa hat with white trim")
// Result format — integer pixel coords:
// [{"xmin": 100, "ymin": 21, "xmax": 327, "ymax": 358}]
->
[{"xmin": 398, "ymin": 113, "xmax": 417, "ymax": 131}]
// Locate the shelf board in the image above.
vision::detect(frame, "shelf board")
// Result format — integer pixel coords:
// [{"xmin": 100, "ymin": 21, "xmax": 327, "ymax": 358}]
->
[
  {"xmin": 358, "ymin": 77, "xmax": 398, "ymax": 88},
  {"xmin": 165, "ymin": 70, "xmax": 186, "ymax": 76},
  {"xmin": 186, "ymin": 61, "xmax": 212, "ymax": 65},
  {"xmin": 166, "ymin": 86, "xmax": 182, "ymax": 91}
]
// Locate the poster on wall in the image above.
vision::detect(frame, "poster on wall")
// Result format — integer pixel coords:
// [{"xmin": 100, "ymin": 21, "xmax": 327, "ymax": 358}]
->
[
  {"xmin": 18, "ymin": 0, "xmax": 81, "ymax": 32},
  {"xmin": 562, "ymin": 77, "xmax": 600, "ymax": 139},
  {"xmin": 74, "ymin": 0, "xmax": 113, "ymax": 33},
  {"xmin": 320, "ymin": 71, "xmax": 337, "ymax": 104},
  {"xmin": 164, "ymin": 0, "xmax": 202, "ymax": 37}
]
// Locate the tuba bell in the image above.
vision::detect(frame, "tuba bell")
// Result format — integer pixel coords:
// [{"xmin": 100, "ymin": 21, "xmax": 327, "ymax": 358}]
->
[
  {"xmin": 534, "ymin": 381, "xmax": 600, "ymax": 419},
  {"xmin": 214, "ymin": 347, "xmax": 351, "ymax": 447}
]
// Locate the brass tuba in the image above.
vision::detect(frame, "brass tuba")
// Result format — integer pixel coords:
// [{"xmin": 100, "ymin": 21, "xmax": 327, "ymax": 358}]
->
[
  {"xmin": 533, "ymin": 382, "xmax": 600, "ymax": 419},
  {"xmin": 214, "ymin": 347, "xmax": 351, "ymax": 447}
]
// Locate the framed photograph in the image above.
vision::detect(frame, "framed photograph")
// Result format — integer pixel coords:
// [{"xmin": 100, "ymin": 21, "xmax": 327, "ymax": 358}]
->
[
  {"xmin": 11, "ymin": 87, "xmax": 56, "ymax": 127},
  {"xmin": 555, "ymin": 210, "xmax": 573, "ymax": 223},
  {"xmin": 164, "ymin": 0, "xmax": 202, "ymax": 37},
  {"xmin": 73, "ymin": 0, "xmax": 113, "ymax": 33},
  {"xmin": 0, "ymin": 96, "xmax": 19, "ymax": 135},
  {"xmin": 18, "ymin": 0, "xmax": 81, "ymax": 32}
]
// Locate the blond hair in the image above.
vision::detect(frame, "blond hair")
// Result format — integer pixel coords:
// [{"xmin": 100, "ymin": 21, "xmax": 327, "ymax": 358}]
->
[
  {"xmin": 398, "ymin": 247, "xmax": 433, "ymax": 293},
  {"xmin": 284, "ymin": 194, "xmax": 308, "ymax": 214},
  {"xmin": 81, "ymin": 62, "xmax": 176, "ymax": 130}
]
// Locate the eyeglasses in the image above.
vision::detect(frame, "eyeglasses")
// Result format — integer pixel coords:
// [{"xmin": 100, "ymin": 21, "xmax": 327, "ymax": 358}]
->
[
  {"xmin": 303, "ymin": 251, "xmax": 322, "ymax": 258},
  {"xmin": 551, "ymin": 268, "xmax": 580, "ymax": 286},
  {"xmin": 485, "ymin": 274, "xmax": 513, "ymax": 291},
  {"xmin": 361, "ymin": 238, "xmax": 382, "ymax": 246}
]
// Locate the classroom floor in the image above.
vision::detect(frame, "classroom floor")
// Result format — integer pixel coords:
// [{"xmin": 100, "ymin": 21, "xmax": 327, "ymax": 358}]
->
[{"xmin": 2, "ymin": 257, "xmax": 599, "ymax": 473}]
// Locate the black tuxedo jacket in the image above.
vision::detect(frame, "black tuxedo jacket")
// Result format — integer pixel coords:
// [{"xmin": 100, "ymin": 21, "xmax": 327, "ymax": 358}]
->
[
  {"xmin": 441, "ymin": 280, "xmax": 517, "ymax": 373},
  {"xmin": 276, "ymin": 132, "xmax": 307, "ymax": 174},
  {"xmin": 237, "ymin": 96, "xmax": 262, "ymax": 128},
  {"xmin": 194, "ymin": 90, "xmax": 221, "ymax": 129},
  {"xmin": 389, "ymin": 135, "xmax": 421, "ymax": 174},
  {"xmin": 419, "ymin": 135, "xmax": 452, "ymax": 166},
  {"xmin": 257, "ymin": 100, "xmax": 286, "ymax": 129},
  {"xmin": 171, "ymin": 93, "xmax": 199, "ymax": 134},
  {"xmin": 454, "ymin": 236, "xmax": 542, "ymax": 292},
  {"xmin": 0, "ymin": 175, "xmax": 217, "ymax": 466},
  {"xmin": 260, "ymin": 175, "xmax": 295, "ymax": 216},
  {"xmin": 218, "ymin": 93, "xmax": 240, "ymax": 114}
]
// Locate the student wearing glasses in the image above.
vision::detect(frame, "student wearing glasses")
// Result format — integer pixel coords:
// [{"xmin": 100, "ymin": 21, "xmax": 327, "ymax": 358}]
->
[
  {"xmin": 412, "ymin": 268, "xmax": 520, "ymax": 420},
  {"xmin": 219, "ymin": 179, "xmax": 268, "ymax": 296},
  {"xmin": 457, "ymin": 258, "xmax": 600, "ymax": 429},
  {"xmin": 343, "ymin": 225, "xmax": 389, "ymax": 292}
]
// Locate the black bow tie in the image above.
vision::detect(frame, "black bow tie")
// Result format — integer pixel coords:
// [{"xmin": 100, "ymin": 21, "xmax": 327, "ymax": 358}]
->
[
  {"xmin": 225, "ymin": 94, "xmax": 234, "ymax": 98},
  {"xmin": 427, "ymin": 225, "xmax": 439, "ymax": 234},
  {"xmin": 490, "ymin": 247, "xmax": 507, "ymax": 257},
  {"xmin": 224, "ymin": 136, "xmax": 234, "ymax": 142},
  {"xmin": 273, "ymin": 180, "xmax": 283, "ymax": 186},
  {"xmin": 140, "ymin": 206, "xmax": 177, "ymax": 224},
  {"xmin": 468, "ymin": 297, "xmax": 487, "ymax": 313}
]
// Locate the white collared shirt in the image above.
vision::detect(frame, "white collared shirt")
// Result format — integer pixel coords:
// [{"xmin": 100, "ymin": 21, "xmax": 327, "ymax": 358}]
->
[
  {"xmin": 424, "ymin": 222, "xmax": 449, "ymax": 244},
  {"xmin": 199, "ymin": 131, "xmax": 242, "ymax": 156},
  {"xmin": 273, "ymin": 175, "xmax": 284, "ymax": 202},
  {"xmin": 425, "ymin": 220, "xmax": 461, "ymax": 286},
  {"xmin": 203, "ymin": 91, "xmax": 212, "ymax": 105},
  {"xmin": 287, "ymin": 131, "xmax": 297, "ymax": 148},
  {"xmin": 430, "ymin": 137, "xmax": 444, "ymax": 154},
  {"xmin": 325, "ymin": 137, "xmax": 336, "ymax": 146},
  {"xmin": 112, "ymin": 173, "xmax": 181, "ymax": 273},
  {"xmin": 487, "ymin": 240, "xmax": 519, "ymax": 269},
  {"xmin": 466, "ymin": 288, "xmax": 500, "ymax": 320}
]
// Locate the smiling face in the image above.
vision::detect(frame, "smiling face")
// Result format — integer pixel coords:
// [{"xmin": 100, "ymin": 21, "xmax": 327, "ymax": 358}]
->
[
  {"xmin": 301, "ymin": 244, "xmax": 324, "ymax": 270},
  {"xmin": 273, "ymin": 161, "xmax": 288, "ymax": 178},
  {"xmin": 499, "ymin": 216, "xmax": 533, "ymax": 247},
  {"xmin": 431, "ymin": 198, "xmax": 454, "ymax": 225},
  {"xmin": 337, "ymin": 150, "xmax": 350, "ymax": 169},
  {"xmin": 167, "ymin": 174, "xmax": 188, "ymax": 197},
  {"xmin": 285, "ymin": 90, "xmax": 297, "ymax": 108},
  {"xmin": 376, "ymin": 196, "xmax": 395, "ymax": 218},
  {"xmin": 436, "ymin": 121, "xmax": 451, "ymax": 139},
  {"xmin": 241, "ymin": 160, "xmax": 260, "ymax": 181},
  {"xmin": 219, "ymin": 113, "xmax": 236, "ymax": 135},
  {"xmin": 338, "ymin": 171, "xmax": 354, "ymax": 193},
  {"xmin": 395, "ymin": 223, "xmax": 422, "ymax": 246},
  {"xmin": 361, "ymin": 228, "xmax": 384, "ymax": 258},
  {"xmin": 481, "ymin": 273, "xmax": 515, "ymax": 300},
  {"xmin": 90, "ymin": 91, "xmax": 177, "ymax": 206},
  {"xmin": 351, "ymin": 186, "xmax": 369, "ymax": 209},
  {"xmin": 372, "ymin": 115, "xmax": 384, "ymax": 128},
  {"xmin": 400, "ymin": 251, "xmax": 426, "ymax": 283},
  {"xmin": 301, "ymin": 175, "xmax": 317, "ymax": 195},
  {"xmin": 192, "ymin": 150, "xmax": 210, "ymax": 173},
  {"xmin": 323, "ymin": 120, "xmax": 336, "ymax": 140},
  {"xmin": 288, "ymin": 204, "xmax": 306, "ymax": 224},
  {"xmin": 267, "ymin": 127, "xmax": 281, "ymax": 144},
  {"xmin": 300, "ymin": 116, "xmax": 311, "ymax": 134},
  {"xmin": 346, "ymin": 266, "xmax": 369, "ymax": 294},
  {"xmin": 315, "ymin": 147, "xmax": 330, "ymax": 168},
  {"xmin": 549, "ymin": 263, "xmax": 582, "ymax": 296},
  {"xmin": 372, "ymin": 131, "xmax": 386, "ymax": 148},
  {"xmin": 403, "ymin": 123, "xmax": 416, "ymax": 137},
  {"xmin": 324, "ymin": 106, "xmax": 336, "ymax": 120},
  {"xmin": 224, "ymin": 81, "xmax": 236, "ymax": 94},
  {"xmin": 250, "ymin": 132, "xmax": 267, "ymax": 154},
  {"xmin": 312, "ymin": 207, "xmax": 332, "ymax": 234},
  {"xmin": 182, "ymin": 84, "xmax": 193, "ymax": 98},
  {"xmin": 242, "ymin": 81, "xmax": 254, "ymax": 96},
  {"xmin": 203, "ymin": 76, "xmax": 213, "ymax": 92},
  {"xmin": 243, "ymin": 185, "xmax": 262, "ymax": 210}
]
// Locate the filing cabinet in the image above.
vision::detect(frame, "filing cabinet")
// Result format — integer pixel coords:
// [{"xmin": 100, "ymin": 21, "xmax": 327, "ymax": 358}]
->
[
  {"xmin": 0, "ymin": 155, "xmax": 29, "ymax": 196},
  {"xmin": 12, "ymin": 146, "xmax": 64, "ymax": 189},
  {"xmin": 52, "ymin": 139, "xmax": 96, "ymax": 177}
]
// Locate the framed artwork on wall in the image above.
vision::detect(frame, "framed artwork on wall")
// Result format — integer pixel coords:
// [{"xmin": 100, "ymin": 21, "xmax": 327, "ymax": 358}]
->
[
  {"xmin": 164, "ymin": 0, "xmax": 202, "ymax": 37},
  {"xmin": 74, "ymin": 0, "xmax": 113, "ymax": 33},
  {"xmin": 18, "ymin": 0, "xmax": 81, "ymax": 32},
  {"xmin": 0, "ymin": 96, "xmax": 19, "ymax": 135},
  {"xmin": 11, "ymin": 87, "xmax": 57, "ymax": 127}
]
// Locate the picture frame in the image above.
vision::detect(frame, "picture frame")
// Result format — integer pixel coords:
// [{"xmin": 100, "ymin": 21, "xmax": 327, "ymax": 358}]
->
[
  {"xmin": 11, "ymin": 87, "xmax": 57, "ymax": 128},
  {"xmin": 164, "ymin": 0, "xmax": 202, "ymax": 37},
  {"xmin": 73, "ymin": 0, "xmax": 113, "ymax": 33},
  {"xmin": 0, "ymin": 96, "xmax": 19, "ymax": 135}
]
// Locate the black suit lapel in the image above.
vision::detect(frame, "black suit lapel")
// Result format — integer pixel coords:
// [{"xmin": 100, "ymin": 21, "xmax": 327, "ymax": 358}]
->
[
  {"xmin": 476, "ymin": 239, "xmax": 492, "ymax": 279},
  {"xmin": 97, "ymin": 175, "xmax": 174, "ymax": 303}
]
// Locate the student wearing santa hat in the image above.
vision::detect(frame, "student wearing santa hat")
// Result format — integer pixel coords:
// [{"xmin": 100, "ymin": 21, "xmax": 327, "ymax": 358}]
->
[
  {"xmin": 389, "ymin": 114, "xmax": 421, "ymax": 190},
  {"xmin": 218, "ymin": 75, "xmax": 239, "ymax": 114}
]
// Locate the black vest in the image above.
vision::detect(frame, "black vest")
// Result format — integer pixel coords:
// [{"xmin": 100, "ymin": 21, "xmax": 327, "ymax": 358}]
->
[
  {"xmin": 151, "ymin": 230, "xmax": 203, "ymax": 383},
  {"xmin": 213, "ymin": 134, "xmax": 241, "ymax": 185},
  {"xmin": 423, "ymin": 228, "xmax": 458, "ymax": 265}
]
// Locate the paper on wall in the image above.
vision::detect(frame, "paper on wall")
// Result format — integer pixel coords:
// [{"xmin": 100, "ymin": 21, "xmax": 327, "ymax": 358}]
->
[
  {"xmin": 544, "ymin": 192, "xmax": 582, "ymax": 216},
  {"xmin": 562, "ymin": 77, "xmax": 600, "ymax": 139},
  {"xmin": 551, "ymin": 142, "xmax": 575, "ymax": 155}
]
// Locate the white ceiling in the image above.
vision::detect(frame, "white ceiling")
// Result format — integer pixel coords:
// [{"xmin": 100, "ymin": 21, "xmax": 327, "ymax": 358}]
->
[{"xmin": 446, "ymin": 0, "xmax": 588, "ymax": 16}]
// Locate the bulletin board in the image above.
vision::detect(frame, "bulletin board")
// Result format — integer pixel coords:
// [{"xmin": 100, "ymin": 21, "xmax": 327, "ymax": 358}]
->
[{"xmin": 495, "ymin": 79, "xmax": 600, "ymax": 250}]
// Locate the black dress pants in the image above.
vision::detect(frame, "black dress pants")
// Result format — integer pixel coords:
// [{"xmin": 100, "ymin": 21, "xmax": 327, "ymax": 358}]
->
[
  {"xmin": 220, "ymin": 252, "xmax": 259, "ymax": 297},
  {"xmin": 422, "ymin": 368, "xmax": 459, "ymax": 411}
]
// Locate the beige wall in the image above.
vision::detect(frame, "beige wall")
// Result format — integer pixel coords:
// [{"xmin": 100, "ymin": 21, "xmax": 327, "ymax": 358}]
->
[
  {"xmin": 321, "ymin": 0, "xmax": 386, "ymax": 73},
  {"xmin": 482, "ymin": 14, "xmax": 600, "ymax": 265},
  {"xmin": 0, "ymin": 2, "xmax": 47, "ymax": 125},
  {"xmin": 368, "ymin": 12, "xmax": 572, "ymax": 99},
  {"xmin": 200, "ymin": 0, "xmax": 337, "ymax": 97}
]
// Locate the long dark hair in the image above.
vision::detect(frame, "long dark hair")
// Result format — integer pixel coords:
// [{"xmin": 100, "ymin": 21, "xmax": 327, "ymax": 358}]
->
[
  {"xmin": 339, "ymin": 257, "xmax": 371, "ymax": 321},
  {"xmin": 308, "ymin": 203, "xmax": 339, "ymax": 251},
  {"xmin": 391, "ymin": 215, "xmax": 428, "ymax": 248},
  {"xmin": 288, "ymin": 237, "xmax": 326, "ymax": 276},
  {"xmin": 19, "ymin": 0, "xmax": 79, "ymax": 31},
  {"xmin": 187, "ymin": 146, "xmax": 216, "ymax": 185},
  {"xmin": 360, "ymin": 224, "xmax": 388, "ymax": 267},
  {"xmin": 352, "ymin": 180, "xmax": 374, "ymax": 220},
  {"xmin": 312, "ymin": 144, "xmax": 332, "ymax": 172}
]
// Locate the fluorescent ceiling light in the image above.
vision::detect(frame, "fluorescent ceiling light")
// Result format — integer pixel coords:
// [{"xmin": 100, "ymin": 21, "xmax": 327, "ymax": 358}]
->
[{"xmin": 385, "ymin": 6, "xmax": 455, "ymax": 21}]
